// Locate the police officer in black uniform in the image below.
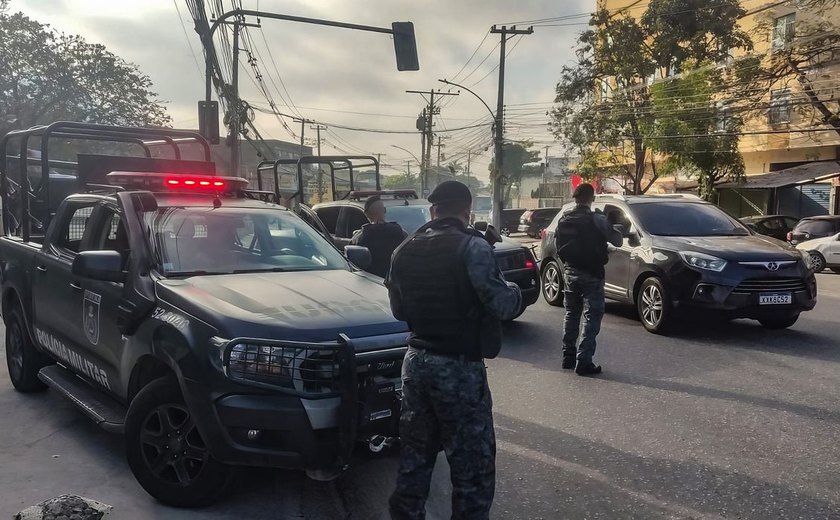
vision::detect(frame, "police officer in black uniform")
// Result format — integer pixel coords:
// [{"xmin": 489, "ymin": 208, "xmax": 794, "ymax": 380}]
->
[
  {"xmin": 349, "ymin": 195, "xmax": 408, "ymax": 278},
  {"xmin": 386, "ymin": 181, "xmax": 522, "ymax": 520}
]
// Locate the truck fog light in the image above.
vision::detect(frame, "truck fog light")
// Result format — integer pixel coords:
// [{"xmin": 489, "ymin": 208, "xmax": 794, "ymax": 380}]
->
[{"xmin": 247, "ymin": 429, "xmax": 261, "ymax": 440}]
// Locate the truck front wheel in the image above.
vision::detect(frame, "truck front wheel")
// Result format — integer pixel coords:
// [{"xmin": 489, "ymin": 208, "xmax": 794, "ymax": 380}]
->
[
  {"xmin": 125, "ymin": 377, "xmax": 231, "ymax": 507},
  {"xmin": 5, "ymin": 305, "xmax": 50, "ymax": 392}
]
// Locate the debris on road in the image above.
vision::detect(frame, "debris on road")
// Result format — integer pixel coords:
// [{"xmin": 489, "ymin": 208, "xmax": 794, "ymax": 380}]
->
[{"xmin": 14, "ymin": 494, "xmax": 111, "ymax": 520}]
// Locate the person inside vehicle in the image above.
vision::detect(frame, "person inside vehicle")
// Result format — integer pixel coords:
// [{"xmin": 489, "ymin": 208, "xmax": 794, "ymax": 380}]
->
[{"xmin": 349, "ymin": 195, "xmax": 408, "ymax": 278}]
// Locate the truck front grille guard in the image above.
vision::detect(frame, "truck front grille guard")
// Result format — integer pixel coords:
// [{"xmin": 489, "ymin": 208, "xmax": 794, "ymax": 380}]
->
[{"xmin": 222, "ymin": 335, "xmax": 360, "ymax": 467}]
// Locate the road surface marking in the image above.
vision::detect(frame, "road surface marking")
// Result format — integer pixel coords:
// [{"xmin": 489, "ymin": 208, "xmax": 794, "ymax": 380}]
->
[{"xmin": 497, "ymin": 439, "xmax": 726, "ymax": 520}]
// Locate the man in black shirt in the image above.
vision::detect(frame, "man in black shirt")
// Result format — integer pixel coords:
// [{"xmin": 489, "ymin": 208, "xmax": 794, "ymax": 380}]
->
[{"xmin": 349, "ymin": 196, "xmax": 408, "ymax": 278}]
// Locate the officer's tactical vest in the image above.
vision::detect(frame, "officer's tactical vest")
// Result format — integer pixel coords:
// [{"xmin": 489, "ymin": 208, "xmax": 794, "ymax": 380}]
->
[
  {"xmin": 390, "ymin": 219, "xmax": 495, "ymax": 360},
  {"xmin": 555, "ymin": 206, "xmax": 610, "ymax": 278}
]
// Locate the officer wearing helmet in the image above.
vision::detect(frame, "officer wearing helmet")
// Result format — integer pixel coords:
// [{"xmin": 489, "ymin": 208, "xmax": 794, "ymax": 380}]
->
[{"xmin": 386, "ymin": 181, "xmax": 522, "ymax": 520}]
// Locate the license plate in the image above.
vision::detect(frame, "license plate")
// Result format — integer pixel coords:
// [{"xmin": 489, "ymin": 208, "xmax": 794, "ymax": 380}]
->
[{"xmin": 759, "ymin": 292, "xmax": 792, "ymax": 305}]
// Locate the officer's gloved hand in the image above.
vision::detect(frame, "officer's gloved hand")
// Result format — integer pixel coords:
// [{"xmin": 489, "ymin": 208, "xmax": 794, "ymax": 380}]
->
[{"xmin": 484, "ymin": 225, "xmax": 503, "ymax": 246}]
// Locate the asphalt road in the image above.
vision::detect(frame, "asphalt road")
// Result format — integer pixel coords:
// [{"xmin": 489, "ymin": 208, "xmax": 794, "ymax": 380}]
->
[{"xmin": 1, "ymin": 271, "xmax": 840, "ymax": 519}]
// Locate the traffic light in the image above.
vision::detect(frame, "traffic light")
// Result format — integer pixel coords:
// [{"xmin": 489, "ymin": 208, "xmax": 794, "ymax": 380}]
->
[{"xmin": 392, "ymin": 22, "xmax": 419, "ymax": 71}]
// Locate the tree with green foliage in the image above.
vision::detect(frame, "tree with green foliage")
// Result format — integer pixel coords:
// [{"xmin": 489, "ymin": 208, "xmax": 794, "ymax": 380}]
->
[
  {"xmin": 550, "ymin": 0, "xmax": 751, "ymax": 194},
  {"xmin": 489, "ymin": 142, "xmax": 541, "ymax": 206},
  {"xmin": 650, "ymin": 66, "xmax": 745, "ymax": 200},
  {"xmin": 730, "ymin": 0, "xmax": 840, "ymax": 140},
  {"xmin": 0, "ymin": 2, "xmax": 170, "ymax": 137}
]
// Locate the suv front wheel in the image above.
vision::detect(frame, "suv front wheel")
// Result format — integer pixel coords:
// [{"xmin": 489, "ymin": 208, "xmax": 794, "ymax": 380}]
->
[
  {"xmin": 637, "ymin": 277, "xmax": 673, "ymax": 334},
  {"xmin": 758, "ymin": 312, "xmax": 800, "ymax": 330}
]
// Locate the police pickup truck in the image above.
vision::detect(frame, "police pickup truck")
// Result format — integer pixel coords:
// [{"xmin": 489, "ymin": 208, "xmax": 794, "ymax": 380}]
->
[{"xmin": 1, "ymin": 125, "xmax": 408, "ymax": 506}]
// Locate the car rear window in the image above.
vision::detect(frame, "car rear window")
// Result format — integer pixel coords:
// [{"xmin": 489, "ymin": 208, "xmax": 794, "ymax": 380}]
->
[
  {"xmin": 794, "ymin": 220, "xmax": 835, "ymax": 235},
  {"xmin": 632, "ymin": 202, "xmax": 749, "ymax": 237}
]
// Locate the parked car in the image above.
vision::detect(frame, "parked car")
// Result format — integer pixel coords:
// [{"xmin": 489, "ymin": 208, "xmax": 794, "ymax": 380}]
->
[
  {"xmin": 740, "ymin": 215, "xmax": 799, "ymax": 241},
  {"xmin": 539, "ymin": 195, "xmax": 816, "ymax": 333},
  {"xmin": 500, "ymin": 208, "xmax": 528, "ymax": 236},
  {"xmin": 787, "ymin": 215, "xmax": 840, "ymax": 245},
  {"xmin": 518, "ymin": 207, "xmax": 562, "ymax": 238},
  {"xmin": 796, "ymin": 232, "xmax": 840, "ymax": 273},
  {"xmin": 312, "ymin": 190, "xmax": 541, "ymax": 318}
]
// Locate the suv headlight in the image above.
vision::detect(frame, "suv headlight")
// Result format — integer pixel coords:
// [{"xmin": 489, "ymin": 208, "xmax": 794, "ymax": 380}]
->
[
  {"xmin": 679, "ymin": 251, "xmax": 727, "ymax": 272},
  {"xmin": 227, "ymin": 343, "xmax": 299, "ymax": 388}
]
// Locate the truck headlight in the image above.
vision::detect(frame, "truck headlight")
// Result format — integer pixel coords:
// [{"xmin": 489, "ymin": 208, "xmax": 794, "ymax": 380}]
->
[
  {"xmin": 679, "ymin": 251, "xmax": 727, "ymax": 272},
  {"xmin": 226, "ymin": 343, "xmax": 299, "ymax": 388}
]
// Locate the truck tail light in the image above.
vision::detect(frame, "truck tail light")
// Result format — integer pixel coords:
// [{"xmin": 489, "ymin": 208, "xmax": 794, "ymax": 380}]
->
[
  {"xmin": 540, "ymin": 229, "xmax": 546, "ymax": 240},
  {"xmin": 786, "ymin": 231, "xmax": 793, "ymax": 242}
]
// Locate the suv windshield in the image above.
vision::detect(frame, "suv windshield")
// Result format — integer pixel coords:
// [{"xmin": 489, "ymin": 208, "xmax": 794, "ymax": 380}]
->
[
  {"xmin": 146, "ymin": 207, "xmax": 347, "ymax": 276},
  {"xmin": 632, "ymin": 202, "xmax": 749, "ymax": 237},
  {"xmin": 794, "ymin": 219, "xmax": 835, "ymax": 235},
  {"xmin": 387, "ymin": 204, "xmax": 431, "ymax": 234}
]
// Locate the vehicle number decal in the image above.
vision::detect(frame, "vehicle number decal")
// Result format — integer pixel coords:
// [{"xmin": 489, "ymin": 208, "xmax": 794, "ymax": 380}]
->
[
  {"xmin": 83, "ymin": 290, "xmax": 101, "ymax": 345},
  {"xmin": 34, "ymin": 327, "xmax": 110, "ymax": 390},
  {"xmin": 152, "ymin": 308, "xmax": 190, "ymax": 330},
  {"xmin": 369, "ymin": 409, "xmax": 392, "ymax": 421}
]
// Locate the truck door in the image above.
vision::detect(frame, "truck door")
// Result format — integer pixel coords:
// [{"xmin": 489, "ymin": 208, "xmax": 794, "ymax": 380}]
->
[
  {"xmin": 71, "ymin": 203, "xmax": 132, "ymax": 391},
  {"xmin": 32, "ymin": 200, "xmax": 98, "ymax": 351}
]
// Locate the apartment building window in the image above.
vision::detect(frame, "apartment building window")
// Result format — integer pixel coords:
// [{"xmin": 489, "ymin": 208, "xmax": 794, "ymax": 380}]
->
[
  {"xmin": 772, "ymin": 13, "xmax": 795, "ymax": 51},
  {"xmin": 715, "ymin": 105, "xmax": 732, "ymax": 133},
  {"xmin": 769, "ymin": 88, "xmax": 792, "ymax": 124}
]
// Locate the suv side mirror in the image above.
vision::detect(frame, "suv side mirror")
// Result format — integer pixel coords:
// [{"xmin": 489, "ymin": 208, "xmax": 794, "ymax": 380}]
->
[
  {"xmin": 473, "ymin": 221, "xmax": 489, "ymax": 232},
  {"xmin": 344, "ymin": 245, "xmax": 372, "ymax": 270},
  {"xmin": 72, "ymin": 250, "xmax": 125, "ymax": 283}
]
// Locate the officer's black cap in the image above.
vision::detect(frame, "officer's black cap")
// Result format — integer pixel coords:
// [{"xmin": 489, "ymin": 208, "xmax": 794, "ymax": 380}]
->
[
  {"xmin": 364, "ymin": 195, "xmax": 382, "ymax": 212},
  {"xmin": 428, "ymin": 181, "xmax": 472, "ymax": 205},
  {"xmin": 573, "ymin": 183, "xmax": 595, "ymax": 201}
]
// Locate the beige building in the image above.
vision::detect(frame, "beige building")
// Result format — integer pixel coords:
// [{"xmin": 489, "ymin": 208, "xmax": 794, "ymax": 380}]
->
[{"xmin": 597, "ymin": 0, "xmax": 840, "ymax": 216}]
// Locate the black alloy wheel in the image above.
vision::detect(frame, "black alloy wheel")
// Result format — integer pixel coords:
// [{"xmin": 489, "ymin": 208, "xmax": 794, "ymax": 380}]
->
[
  {"xmin": 5, "ymin": 305, "xmax": 50, "ymax": 392},
  {"xmin": 125, "ymin": 377, "xmax": 231, "ymax": 507}
]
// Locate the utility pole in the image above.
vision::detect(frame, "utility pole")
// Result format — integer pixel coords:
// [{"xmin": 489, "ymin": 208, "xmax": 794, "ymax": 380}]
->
[
  {"xmin": 311, "ymin": 124, "xmax": 327, "ymax": 201},
  {"xmin": 230, "ymin": 17, "xmax": 241, "ymax": 176},
  {"xmin": 406, "ymin": 89, "xmax": 458, "ymax": 196},
  {"xmin": 466, "ymin": 150, "xmax": 471, "ymax": 193},
  {"xmin": 435, "ymin": 135, "xmax": 447, "ymax": 167},
  {"xmin": 542, "ymin": 145, "xmax": 549, "ymax": 207},
  {"xmin": 489, "ymin": 24, "xmax": 533, "ymax": 228}
]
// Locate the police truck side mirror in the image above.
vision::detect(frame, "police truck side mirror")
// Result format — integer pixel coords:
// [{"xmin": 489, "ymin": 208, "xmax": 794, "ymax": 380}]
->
[
  {"xmin": 344, "ymin": 245, "xmax": 372, "ymax": 271},
  {"xmin": 72, "ymin": 250, "xmax": 126, "ymax": 283}
]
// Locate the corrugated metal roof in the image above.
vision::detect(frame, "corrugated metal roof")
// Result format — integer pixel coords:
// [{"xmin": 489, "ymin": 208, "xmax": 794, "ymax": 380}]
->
[{"xmin": 718, "ymin": 161, "xmax": 840, "ymax": 189}]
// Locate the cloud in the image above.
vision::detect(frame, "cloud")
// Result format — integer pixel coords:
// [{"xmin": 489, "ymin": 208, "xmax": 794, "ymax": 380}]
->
[{"xmin": 11, "ymin": 0, "xmax": 594, "ymax": 179}]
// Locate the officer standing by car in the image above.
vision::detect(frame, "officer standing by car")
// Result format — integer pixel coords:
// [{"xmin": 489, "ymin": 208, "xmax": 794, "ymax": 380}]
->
[
  {"xmin": 555, "ymin": 183, "xmax": 623, "ymax": 376},
  {"xmin": 386, "ymin": 181, "xmax": 522, "ymax": 520},
  {"xmin": 349, "ymin": 195, "xmax": 408, "ymax": 277}
]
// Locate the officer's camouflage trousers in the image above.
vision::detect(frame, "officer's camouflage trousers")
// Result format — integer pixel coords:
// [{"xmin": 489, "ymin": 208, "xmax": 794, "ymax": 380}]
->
[{"xmin": 389, "ymin": 347, "xmax": 495, "ymax": 520}]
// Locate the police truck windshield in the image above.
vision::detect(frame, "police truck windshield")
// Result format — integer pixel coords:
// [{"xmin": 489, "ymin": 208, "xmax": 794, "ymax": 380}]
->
[
  {"xmin": 146, "ymin": 207, "xmax": 348, "ymax": 276},
  {"xmin": 387, "ymin": 204, "xmax": 432, "ymax": 234}
]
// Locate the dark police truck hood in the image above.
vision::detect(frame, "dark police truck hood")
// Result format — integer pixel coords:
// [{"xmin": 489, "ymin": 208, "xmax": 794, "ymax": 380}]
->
[
  {"xmin": 156, "ymin": 270, "xmax": 407, "ymax": 342},
  {"xmin": 652, "ymin": 234, "xmax": 801, "ymax": 262}
]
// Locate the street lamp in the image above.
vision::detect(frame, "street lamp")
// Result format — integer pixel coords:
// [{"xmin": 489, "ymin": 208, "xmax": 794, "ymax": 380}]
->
[
  {"xmin": 438, "ymin": 78, "xmax": 502, "ymax": 228},
  {"xmin": 391, "ymin": 145, "xmax": 421, "ymax": 190}
]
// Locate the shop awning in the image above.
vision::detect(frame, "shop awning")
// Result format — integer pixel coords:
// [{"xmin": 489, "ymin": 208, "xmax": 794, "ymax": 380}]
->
[{"xmin": 717, "ymin": 161, "xmax": 840, "ymax": 189}]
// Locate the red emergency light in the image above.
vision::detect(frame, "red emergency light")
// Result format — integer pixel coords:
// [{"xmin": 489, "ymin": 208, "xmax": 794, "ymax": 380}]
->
[{"xmin": 106, "ymin": 171, "xmax": 248, "ymax": 192}]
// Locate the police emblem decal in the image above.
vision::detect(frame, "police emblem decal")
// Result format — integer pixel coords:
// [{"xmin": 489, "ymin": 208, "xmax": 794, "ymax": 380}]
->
[{"xmin": 83, "ymin": 290, "xmax": 101, "ymax": 345}]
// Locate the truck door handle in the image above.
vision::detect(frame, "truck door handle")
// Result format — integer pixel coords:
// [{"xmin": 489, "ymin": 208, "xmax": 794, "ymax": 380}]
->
[
  {"xmin": 70, "ymin": 282, "xmax": 83, "ymax": 292},
  {"xmin": 36, "ymin": 265, "xmax": 47, "ymax": 273}
]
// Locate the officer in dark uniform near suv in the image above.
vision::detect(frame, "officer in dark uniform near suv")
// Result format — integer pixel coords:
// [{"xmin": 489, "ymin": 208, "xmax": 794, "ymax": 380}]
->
[
  {"xmin": 349, "ymin": 195, "xmax": 408, "ymax": 278},
  {"xmin": 555, "ymin": 183, "xmax": 623, "ymax": 376},
  {"xmin": 386, "ymin": 181, "xmax": 522, "ymax": 520}
]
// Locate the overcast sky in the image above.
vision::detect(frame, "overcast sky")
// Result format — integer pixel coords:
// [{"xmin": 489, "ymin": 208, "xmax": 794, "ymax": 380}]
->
[{"xmin": 12, "ymin": 0, "xmax": 593, "ymax": 180}]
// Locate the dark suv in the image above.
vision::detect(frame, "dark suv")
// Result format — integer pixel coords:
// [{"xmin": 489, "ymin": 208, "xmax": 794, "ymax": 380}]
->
[
  {"xmin": 312, "ymin": 191, "xmax": 540, "ymax": 318},
  {"xmin": 518, "ymin": 207, "xmax": 562, "ymax": 238},
  {"xmin": 787, "ymin": 215, "xmax": 840, "ymax": 245},
  {"xmin": 539, "ymin": 195, "xmax": 816, "ymax": 333}
]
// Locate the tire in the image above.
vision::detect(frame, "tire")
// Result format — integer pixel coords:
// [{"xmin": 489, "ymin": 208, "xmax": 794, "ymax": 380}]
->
[
  {"xmin": 759, "ymin": 313, "xmax": 800, "ymax": 330},
  {"xmin": 807, "ymin": 251, "xmax": 826, "ymax": 273},
  {"xmin": 541, "ymin": 260, "xmax": 565, "ymax": 307},
  {"xmin": 5, "ymin": 305, "xmax": 51, "ymax": 392},
  {"xmin": 125, "ymin": 377, "xmax": 231, "ymax": 507},
  {"xmin": 636, "ymin": 277, "xmax": 673, "ymax": 334},
  {"xmin": 501, "ymin": 227, "xmax": 511, "ymax": 237},
  {"xmin": 830, "ymin": 267, "xmax": 840, "ymax": 275}
]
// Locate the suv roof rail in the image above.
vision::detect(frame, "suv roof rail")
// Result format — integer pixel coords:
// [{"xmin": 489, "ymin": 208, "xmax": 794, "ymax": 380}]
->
[
  {"xmin": 646, "ymin": 193, "xmax": 702, "ymax": 200},
  {"xmin": 597, "ymin": 193, "xmax": 626, "ymax": 201},
  {"xmin": 348, "ymin": 189, "xmax": 418, "ymax": 200}
]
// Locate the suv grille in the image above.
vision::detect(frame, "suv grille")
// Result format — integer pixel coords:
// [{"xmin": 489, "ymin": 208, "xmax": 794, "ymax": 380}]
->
[{"xmin": 732, "ymin": 278, "xmax": 807, "ymax": 294}]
